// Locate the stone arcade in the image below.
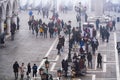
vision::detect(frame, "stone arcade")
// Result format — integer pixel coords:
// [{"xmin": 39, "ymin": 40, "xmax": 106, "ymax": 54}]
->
[{"xmin": 0, "ymin": 0, "xmax": 19, "ymax": 35}]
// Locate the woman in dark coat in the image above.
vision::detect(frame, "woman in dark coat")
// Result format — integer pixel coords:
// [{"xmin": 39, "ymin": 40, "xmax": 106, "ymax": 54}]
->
[{"xmin": 26, "ymin": 63, "xmax": 31, "ymax": 78}]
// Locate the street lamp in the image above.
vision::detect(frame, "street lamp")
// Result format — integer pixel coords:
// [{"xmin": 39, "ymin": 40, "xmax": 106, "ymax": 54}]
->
[
  {"xmin": 78, "ymin": 2, "xmax": 82, "ymax": 32},
  {"xmin": 57, "ymin": 69, "xmax": 62, "ymax": 80},
  {"xmin": 67, "ymin": 20, "xmax": 72, "ymax": 62}
]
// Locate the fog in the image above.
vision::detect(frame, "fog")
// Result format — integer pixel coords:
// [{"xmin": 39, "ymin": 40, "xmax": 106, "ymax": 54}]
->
[
  {"xmin": 19, "ymin": 0, "xmax": 120, "ymax": 11},
  {"xmin": 19, "ymin": 0, "xmax": 89, "ymax": 10}
]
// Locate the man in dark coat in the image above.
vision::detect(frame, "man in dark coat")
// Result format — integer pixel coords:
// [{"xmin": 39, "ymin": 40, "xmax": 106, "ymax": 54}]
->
[
  {"xmin": 49, "ymin": 28, "xmax": 54, "ymax": 38},
  {"xmin": 13, "ymin": 61, "xmax": 19, "ymax": 79},
  {"xmin": 105, "ymin": 30, "xmax": 110, "ymax": 43},
  {"xmin": 32, "ymin": 64, "xmax": 37, "ymax": 77},
  {"xmin": 87, "ymin": 52, "xmax": 92, "ymax": 68},
  {"xmin": 56, "ymin": 42, "xmax": 62, "ymax": 55},
  {"xmin": 64, "ymin": 60, "xmax": 68, "ymax": 77},
  {"xmin": 48, "ymin": 22, "xmax": 54, "ymax": 38},
  {"xmin": 17, "ymin": 16, "xmax": 20, "ymax": 30},
  {"xmin": 61, "ymin": 59, "xmax": 65, "ymax": 71},
  {"xmin": 96, "ymin": 19, "xmax": 100, "ymax": 30},
  {"xmin": 97, "ymin": 53, "xmax": 102, "ymax": 68},
  {"xmin": 112, "ymin": 20, "xmax": 116, "ymax": 31}
]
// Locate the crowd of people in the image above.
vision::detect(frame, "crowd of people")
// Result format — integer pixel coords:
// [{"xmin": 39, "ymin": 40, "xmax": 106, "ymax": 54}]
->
[
  {"xmin": 8, "ymin": 7, "xmax": 117, "ymax": 79},
  {"xmin": 0, "ymin": 3, "xmax": 116, "ymax": 79},
  {"xmin": 61, "ymin": 21, "xmax": 103, "ymax": 77}
]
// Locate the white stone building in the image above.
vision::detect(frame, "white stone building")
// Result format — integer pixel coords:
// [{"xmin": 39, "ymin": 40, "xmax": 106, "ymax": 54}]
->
[{"xmin": 0, "ymin": 0, "xmax": 19, "ymax": 35}]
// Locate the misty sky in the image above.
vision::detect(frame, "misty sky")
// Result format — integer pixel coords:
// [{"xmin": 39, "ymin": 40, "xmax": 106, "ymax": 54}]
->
[{"xmin": 19, "ymin": 0, "xmax": 120, "ymax": 9}]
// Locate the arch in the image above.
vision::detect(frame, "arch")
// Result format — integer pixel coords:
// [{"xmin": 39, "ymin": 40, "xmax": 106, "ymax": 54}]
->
[
  {"xmin": 0, "ymin": 3, "xmax": 5, "ymax": 20},
  {"xmin": 6, "ymin": 1, "xmax": 11, "ymax": 17}
]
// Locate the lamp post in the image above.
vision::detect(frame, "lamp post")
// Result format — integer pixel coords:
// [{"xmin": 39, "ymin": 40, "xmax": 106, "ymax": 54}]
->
[
  {"xmin": 57, "ymin": 69, "xmax": 62, "ymax": 80},
  {"xmin": 67, "ymin": 20, "xmax": 72, "ymax": 62}
]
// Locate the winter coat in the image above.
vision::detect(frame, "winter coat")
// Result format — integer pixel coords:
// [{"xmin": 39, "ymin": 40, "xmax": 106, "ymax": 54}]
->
[
  {"xmin": 97, "ymin": 54, "xmax": 102, "ymax": 63},
  {"xmin": 13, "ymin": 62, "xmax": 19, "ymax": 72},
  {"xmin": 87, "ymin": 53, "xmax": 92, "ymax": 61},
  {"xmin": 56, "ymin": 42, "xmax": 62, "ymax": 50}
]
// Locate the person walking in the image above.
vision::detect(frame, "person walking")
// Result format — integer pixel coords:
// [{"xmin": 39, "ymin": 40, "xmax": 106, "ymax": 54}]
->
[
  {"xmin": 96, "ymin": 19, "xmax": 100, "ymax": 30},
  {"xmin": 43, "ymin": 24, "xmax": 48, "ymax": 38},
  {"xmin": 10, "ymin": 21, "xmax": 16, "ymax": 40},
  {"xmin": 0, "ymin": 32, "xmax": 6, "ymax": 48},
  {"xmin": 61, "ymin": 36, "xmax": 65, "ymax": 52},
  {"xmin": 20, "ymin": 63, "xmax": 26, "ymax": 80},
  {"xmin": 105, "ymin": 30, "xmax": 110, "ymax": 43},
  {"xmin": 32, "ymin": 64, "xmax": 38, "ymax": 77},
  {"xmin": 112, "ymin": 20, "xmax": 116, "ymax": 31},
  {"xmin": 61, "ymin": 59, "xmax": 65, "ymax": 71},
  {"xmin": 13, "ymin": 61, "xmax": 19, "ymax": 80},
  {"xmin": 34, "ymin": 20, "xmax": 39, "ymax": 37},
  {"xmin": 87, "ymin": 52, "xmax": 92, "ymax": 68},
  {"xmin": 64, "ymin": 60, "xmax": 68, "ymax": 77},
  {"xmin": 56, "ymin": 42, "xmax": 62, "ymax": 55},
  {"xmin": 39, "ymin": 26, "xmax": 44, "ymax": 37},
  {"xmin": 97, "ymin": 53, "xmax": 102, "ymax": 69},
  {"xmin": 26, "ymin": 63, "xmax": 31, "ymax": 78},
  {"xmin": 17, "ymin": 16, "xmax": 20, "ymax": 30}
]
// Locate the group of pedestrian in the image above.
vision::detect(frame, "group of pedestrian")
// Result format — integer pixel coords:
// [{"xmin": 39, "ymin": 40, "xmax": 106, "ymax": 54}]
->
[
  {"xmin": 13, "ymin": 61, "xmax": 38, "ymax": 80},
  {"xmin": 28, "ymin": 14, "xmax": 65, "ymax": 38},
  {"xmin": 100, "ymin": 25, "xmax": 110, "ymax": 42},
  {"xmin": 59, "ymin": 20, "xmax": 103, "ymax": 77}
]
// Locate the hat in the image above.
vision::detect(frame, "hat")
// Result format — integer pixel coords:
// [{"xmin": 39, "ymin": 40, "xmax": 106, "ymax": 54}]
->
[{"xmin": 68, "ymin": 20, "xmax": 71, "ymax": 23}]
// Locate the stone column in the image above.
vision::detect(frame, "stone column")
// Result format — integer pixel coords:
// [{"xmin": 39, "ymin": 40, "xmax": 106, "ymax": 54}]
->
[
  {"xmin": 6, "ymin": 17, "xmax": 11, "ymax": 35},
  {"xmin": 0, "ymin": 20, "xmax": 4, "ymax": 34}
]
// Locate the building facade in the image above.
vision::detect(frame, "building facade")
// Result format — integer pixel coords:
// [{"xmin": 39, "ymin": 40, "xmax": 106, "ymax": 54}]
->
[
  {"xmin": 91, "ymin": 0, "xmax": 105, "ymax": 16},
  {"xmin": 0, "ymin": 0, "xmax": 19, "ymax": 35}
]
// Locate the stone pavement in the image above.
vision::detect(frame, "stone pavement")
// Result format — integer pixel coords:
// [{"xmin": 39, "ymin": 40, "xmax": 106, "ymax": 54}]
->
[
  {"xmin": 0, "ymin": 10, "xmax": 78, "ymax": 80},
  {"xmin": 0, "ymin": 10, "xmax": 120, "ymax": 80}
]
